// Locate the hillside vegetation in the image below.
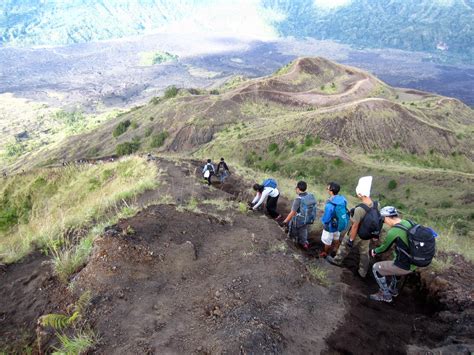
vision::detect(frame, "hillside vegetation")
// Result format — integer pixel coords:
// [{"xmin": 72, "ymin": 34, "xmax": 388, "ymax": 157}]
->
[
  {"xmin": 0, "ymin": 157, "xmax": 158, "ymax": 264},
  {"xmin": 5, "ymin": 57, "xmax": 474, "ymax": 259}
]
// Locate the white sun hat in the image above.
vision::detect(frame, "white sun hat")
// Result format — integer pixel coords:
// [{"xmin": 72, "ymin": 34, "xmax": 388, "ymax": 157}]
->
[{"xmin": 356, "ymin": 176, "xmax": 373, "ymax": 197}]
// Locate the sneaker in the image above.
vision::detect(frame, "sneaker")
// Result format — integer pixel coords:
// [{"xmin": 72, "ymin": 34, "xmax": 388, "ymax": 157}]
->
[
  {"xmin": 326, "ymin": 256, "xmax": 342, "ymax": 267},
  {"xmin": 369, "ymin": 291, "xmax": 392, "ymax": 303},
  {"xmin": 389, "ymin": 288, "xmax": 399, "ymax": 298},
  {"xmin": 319, "ymin": 251, "xmax": 328, "ymax": 258}
]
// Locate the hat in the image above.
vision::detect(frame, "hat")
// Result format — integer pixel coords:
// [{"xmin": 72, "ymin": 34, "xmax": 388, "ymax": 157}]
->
[
  {"xmin": 380, "ymin": 206, "xmax": 398, "ymax": 217},
  {"xmin": 356, "ymin": 176, "xmax": 372, "ymax": 197}
]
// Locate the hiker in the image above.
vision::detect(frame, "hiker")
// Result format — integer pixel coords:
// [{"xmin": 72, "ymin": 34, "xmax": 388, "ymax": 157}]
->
[
  {"xmin": 216, "ymin": 157, "xmax": 230, "ymax": 183},
  {"xmin": 320, "ymin": 182, "xmax": 349, "ymax": 258},
  {"xmin": 327, "ymin": 176, "xmax": 382, "ymax": 278},
  {"xmin": 281, "ymin": 181, "xmax": 317, "ymax": 250},
  {"xmin": 202, "ymin": 159, "xmax": 215, "ymax": 185},
  {"xmin": 369, "ymin": 206, "xmax": 436, "ymax": 303},
  {"xmin": 250, "ymin": 178, "xmax": 282, "ymax": 220}
]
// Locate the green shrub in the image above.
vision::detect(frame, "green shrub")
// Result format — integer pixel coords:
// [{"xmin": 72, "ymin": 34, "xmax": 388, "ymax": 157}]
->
[
  {"xmin": 320, "ymin": 85, "xmax": 325, "ymax": 90},
  {"xmin": 116, "ymin": 140, "xmax": 140, "ymax": 156},
  {"xmin": 285, "ymin": 140, "xmax": 296, "ymax": 149},
  {"xmin": 150, "ymin": 131, "xmax": 169, "ymax": 148},
  {"xmin": 113, "ymin": 120, "xmax": 131, "ymax": 137},
  {"xmin": 304, "ymin": 135, "xmax": 314, "ymax": 147},
  {"xmin": 268, "ymin": 142, "xmax": 279, "ymax": 152},
  {"xmin": 149, "ymin": 116, "xmax": 155, "ymax": 121},
  {"xmin": 144, "ymin": 127, "xmax": 153, "ymax": 137},
  {"xmin": 131, "ymin": 121, "xmax": 138, "ymax": 129},
  {"xmin": 188, "ymin": 88, "xmax": 200, "ymax": 95},
  {"xmin": 244, "ymin": 151, "xmax": 258, "ymax": 166},
  {"xmin": 333, "ymin": 158, "xmax": 343, "ymax": 166},
  {"xmin": 164, "ymin": 86, "xmax": 179, "ymax": 99},
  {"xmin": 388, "ymin": 180, "xmax": 398, "ymax": 190},
  {"xmin": 295, "ymin": 145, "xmax": 307, "ymax": 154},
  {"xmin": 210, "ymin": 89, "xmax": 219, "ymax": 95},
  {"xmin": 439, "ymin": 201, "xmax": 453, "ymax": 208},
  {"xmin": 150, "ymin": 97, "xmax": 161, "ymax": 105},
  {"xmin": 5, "ymin": 141, "xmax": 25, "ymax": 157}
]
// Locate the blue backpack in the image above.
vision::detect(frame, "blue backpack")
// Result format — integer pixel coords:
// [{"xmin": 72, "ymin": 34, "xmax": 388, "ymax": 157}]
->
[
  {"xmin": 329, "ymin": 201, "xmax": 349, "ymax": 232},
  {"xmin": 294, "ymin": 193, "xmax": 317, "ymax": 227},
  {"xmin": 262, "ymin": 178, "xmax": 277, "ymax": 189}
]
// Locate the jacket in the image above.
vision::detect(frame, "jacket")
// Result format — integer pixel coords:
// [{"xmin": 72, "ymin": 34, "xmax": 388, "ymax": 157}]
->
[{"xmin": 321, "ymin": 195, "xmax": 347, "ymax": 233}]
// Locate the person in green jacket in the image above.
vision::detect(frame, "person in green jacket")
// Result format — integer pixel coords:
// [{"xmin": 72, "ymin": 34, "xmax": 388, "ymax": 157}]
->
[{"xmin": 369, "ymin": 206, "xmax": 416, "ymax": 303}]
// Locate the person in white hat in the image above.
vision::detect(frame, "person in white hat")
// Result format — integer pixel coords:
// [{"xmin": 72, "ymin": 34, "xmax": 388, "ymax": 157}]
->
[{"xmin": 327, "ymin": 176, "xmax": 381, "ymax": 278}]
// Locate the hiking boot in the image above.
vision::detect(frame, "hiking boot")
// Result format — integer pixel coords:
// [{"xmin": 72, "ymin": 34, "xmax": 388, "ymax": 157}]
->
[
  {"xmin": 389, "ymin": 288, "xmax": 399, "ymax": 298},
  {"xmin": 369, "ymin": 291, "xmax": 392, "ymax": 303},
  {"xmin": 326, "ymin": 256, "xmax": 342, "ymax": 267}
]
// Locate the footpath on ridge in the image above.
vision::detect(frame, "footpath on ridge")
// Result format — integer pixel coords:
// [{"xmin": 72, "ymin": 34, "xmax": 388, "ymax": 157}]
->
[{"xmin": 0, "ymin": 157, "xmax": 472, "ymax": 354}]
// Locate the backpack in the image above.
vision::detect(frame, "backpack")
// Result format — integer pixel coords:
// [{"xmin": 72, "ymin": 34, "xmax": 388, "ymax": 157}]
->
[
  {"xmin": 329, "ymin": 201, "xmax": 349, "ymax": 232},
  {"xmin": 294, "ymin": 193, "xmax": 317, "ymax": 227},
  {"xmin": 262, "ymin": 178, "xmax": 277, "ymax": 189},
  {"xmin": 356, "ymin": 201, "xmax": 383, "ymax": 240},
  {"xmin": 394, "ymin": 221, "xmax": 436, "ymax": 267},
  {"xmin": 204, "ymin": 163, "xmax": 214, "ymax": 173}
]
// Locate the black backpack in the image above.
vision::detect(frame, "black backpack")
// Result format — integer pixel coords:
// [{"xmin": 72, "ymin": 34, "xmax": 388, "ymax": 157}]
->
[
  {"xmin": 356, "ymin": 201, "xmax": 383, "ymax": 240},
  {"xmin": 394, "ymin": 220, "xmax": 436, "ymax": 267}
]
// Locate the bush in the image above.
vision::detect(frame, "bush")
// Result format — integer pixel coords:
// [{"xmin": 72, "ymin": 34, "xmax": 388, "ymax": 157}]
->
[
  {"xmin": 150, "ymin": 97, "xmax": 161, "ymax": 105},
  {"xmin": 188, "ymin": 88, "xmax": 201, "ymax": 95},
  {"xmin": 145, "ymin": 127, "xmax": 153, "ymax": 137},
  {"xmin": 268, "ymin": 142, "xmax": 279, "ymax": 152},
  {"xmin": 131, "ymin": 121, "xmax": 138, "ymax": 129},
  {"xmin": 149, "ymin": 116, "xmax": 155, "ymax": 121},
  {"xmin": 150, "ymin": 131, "xmax": 169, "ymax": 148},
  {"xmin": 210, "ymin": 89, "xmax": 219, "ymax": 95},
  {"xmin": 439, "ymin": 201, "xmax": 453, "ymax": 208},
  {"xmin": 244, "ymin": 151, "xmax": 258, "ymax": 166},
  {"xmin": 333, "ymin": 158, "xmax": 343, "ymax": 166},
  {"xmin": 304, "ymin": 135, "xmax": 314, "ymax": 147},
  {"xmin": 113, "ymin": 120, "xmax": 131, "ymax": 137},
  {"xmin": 164, "ymin": 86, "xmax": 179, "ymax": 99},
  {"xmin": 116, "ymin": 140, "xmax": 140, "ymax": 156},
  {"xmin": 388, "ymin": 180, "xmax": 398, "ymax": 190}
]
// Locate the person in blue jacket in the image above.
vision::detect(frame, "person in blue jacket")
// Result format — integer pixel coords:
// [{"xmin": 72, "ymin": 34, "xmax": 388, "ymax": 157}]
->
[{"xmin": 320, "ymin": 182, "xmax": 348, "ymax": 258}]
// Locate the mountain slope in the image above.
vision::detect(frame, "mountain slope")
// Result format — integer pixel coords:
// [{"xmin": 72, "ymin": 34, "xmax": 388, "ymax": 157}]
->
[{"xmin": 6, "ymin": 57, "xmax": 474, "ymax": 238}]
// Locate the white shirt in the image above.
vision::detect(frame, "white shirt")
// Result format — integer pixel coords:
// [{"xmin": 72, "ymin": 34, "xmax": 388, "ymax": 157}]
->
[{"xmin": 252, "ymin": 187, "xmax": 279, "ymax": 209}]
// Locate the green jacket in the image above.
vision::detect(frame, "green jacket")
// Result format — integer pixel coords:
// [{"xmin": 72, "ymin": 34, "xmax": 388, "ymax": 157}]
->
[{"xmin": 374, "ymin": 219, "xmax": 417, "ymax": 271}]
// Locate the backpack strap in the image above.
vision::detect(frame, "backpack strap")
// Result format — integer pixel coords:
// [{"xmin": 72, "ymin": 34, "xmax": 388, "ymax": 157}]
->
[{"xmin": 356, "ymin": 203, "xmax": 370, "ymax": 213}]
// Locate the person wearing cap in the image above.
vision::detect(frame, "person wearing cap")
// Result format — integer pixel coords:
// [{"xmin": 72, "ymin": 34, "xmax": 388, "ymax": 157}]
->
[
  {"xmin": 369, "ymin": 206, "xmax": 417, "ymax": 303},
  {"xmin": 326, "ymin": 176, "xmax": 378, "ymax": 278},
  {"xmin": 216, "ymin": 157, "xmax": 230, "ymax": 183}
]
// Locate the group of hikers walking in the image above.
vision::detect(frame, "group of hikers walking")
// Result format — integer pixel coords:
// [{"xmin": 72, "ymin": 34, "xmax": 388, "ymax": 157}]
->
[{"xmin": 203, "ymin": 159, "xmax": 437, "ymax": 304}]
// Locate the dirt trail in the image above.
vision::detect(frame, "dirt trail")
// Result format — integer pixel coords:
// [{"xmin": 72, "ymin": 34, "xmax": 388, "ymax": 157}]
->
[{"xmin": 1, "ymin": 157, "xmax": 473, "ymax": 354}]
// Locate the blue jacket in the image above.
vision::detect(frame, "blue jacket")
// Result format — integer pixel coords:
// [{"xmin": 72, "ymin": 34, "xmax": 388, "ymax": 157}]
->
[{"xmin": 321, "ymin": 195, "xmax": 347, "ymax": 232}]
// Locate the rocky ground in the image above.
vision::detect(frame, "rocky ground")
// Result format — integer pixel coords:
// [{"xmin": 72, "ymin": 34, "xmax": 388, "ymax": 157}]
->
[{"xmin": 0, "ymin": 158, "xmax": 472, "ymax": 354}]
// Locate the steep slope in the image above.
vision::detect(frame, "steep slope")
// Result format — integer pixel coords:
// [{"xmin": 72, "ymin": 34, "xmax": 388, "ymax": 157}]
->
[
  {"xmin": 6, "ymin": 57, "xmax": 474, "ymax": 237},
  {"xmin": 9, "ymin": 57, "xmax": 473, "ymax": 171}
]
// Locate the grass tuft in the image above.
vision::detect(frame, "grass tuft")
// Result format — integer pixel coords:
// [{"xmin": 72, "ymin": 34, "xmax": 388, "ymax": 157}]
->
[{"xmin": 307, "ymin": 265, "xmax": 330, "ymax": 286}]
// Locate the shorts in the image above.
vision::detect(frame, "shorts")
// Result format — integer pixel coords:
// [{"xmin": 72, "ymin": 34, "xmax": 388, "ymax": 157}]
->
[{"xmin": 321, "ymin": 230, "xmax": 340, "ymax": 246}]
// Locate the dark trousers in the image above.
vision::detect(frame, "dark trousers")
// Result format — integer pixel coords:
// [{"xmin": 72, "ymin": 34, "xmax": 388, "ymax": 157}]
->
[
  {"xmin": 266, "ymin": 194, "xmax": 280, "ymax": 218},
  {"xmin": 206, "ymin": 172, "xmax": 214, "ymax": 185}
]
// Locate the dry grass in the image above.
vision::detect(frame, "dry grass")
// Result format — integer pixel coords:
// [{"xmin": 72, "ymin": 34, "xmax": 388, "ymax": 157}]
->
[{"xmin": 0, "ymin": 157, "xmax": 158, "ymax": 263}]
